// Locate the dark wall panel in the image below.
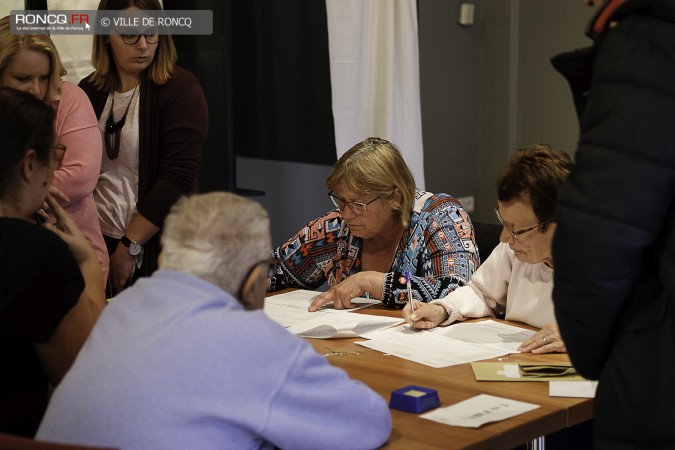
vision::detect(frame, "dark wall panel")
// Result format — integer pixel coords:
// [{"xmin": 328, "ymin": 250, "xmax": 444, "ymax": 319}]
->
[
  {"xmin": 165, "ymin": 0, "xmax": 234, "ymax": 192},
  {"xmin": 231, "ymin": 0, "xmax": 336, "ymax": 165}
]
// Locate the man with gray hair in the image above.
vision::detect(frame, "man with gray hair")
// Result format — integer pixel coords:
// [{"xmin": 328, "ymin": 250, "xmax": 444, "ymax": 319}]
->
[{"xmin": 37, "ymin": 192, "xmax": 392, "ymax": 450}]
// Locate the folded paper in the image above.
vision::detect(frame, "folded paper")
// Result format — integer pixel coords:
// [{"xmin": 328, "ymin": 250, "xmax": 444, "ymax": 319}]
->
[{"xmin": 471, "ymin": 361, "xmax": 585, "ymax": 381}]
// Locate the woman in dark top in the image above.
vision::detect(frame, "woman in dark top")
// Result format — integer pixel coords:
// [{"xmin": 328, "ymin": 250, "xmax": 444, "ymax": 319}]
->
[
  {"xmin": 79, "ymin": 0, "xmax": 208, "ymax": 296},
  {"xmin": 0, "ymin": 87, "xmax": 105, "ymax": 436}
]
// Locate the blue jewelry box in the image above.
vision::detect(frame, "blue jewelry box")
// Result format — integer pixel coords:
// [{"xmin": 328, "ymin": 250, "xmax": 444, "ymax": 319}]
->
[{"xmin": 389, "ymin": 385, "xmax": 440, "ymax": 413}]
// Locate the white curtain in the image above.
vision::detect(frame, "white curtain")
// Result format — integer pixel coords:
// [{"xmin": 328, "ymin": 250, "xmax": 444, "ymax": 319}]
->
[
  {"xmin": 325, "ymin": 0, "xmax": 425, "ymax": 189},
  {"xmin": 47, "ymin": 0, "xmax": 99, "ymax": 84},
  {"xmin": 0, "ymin": 1, "xmax": 24, "ymax": 20}
]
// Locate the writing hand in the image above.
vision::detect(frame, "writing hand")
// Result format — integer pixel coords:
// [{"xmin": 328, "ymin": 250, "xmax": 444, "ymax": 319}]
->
[
  {"xmin": 403, "ymin": 301, "xmax": 448, "ymax": 329},
  {"xmin": 518, "ymin": 323, "xmax": 567, "ymax": 354}
]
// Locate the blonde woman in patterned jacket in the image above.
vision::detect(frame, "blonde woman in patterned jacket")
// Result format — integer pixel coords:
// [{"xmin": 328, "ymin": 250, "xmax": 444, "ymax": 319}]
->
[{"xmin": 269, "ymin": 137, "xmax": 480, "ymax": 311}]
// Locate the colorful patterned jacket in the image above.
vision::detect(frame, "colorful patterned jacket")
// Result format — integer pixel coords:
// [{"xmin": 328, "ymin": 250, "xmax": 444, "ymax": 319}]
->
[{"xmin": 269, "ymin": 191, "xmax": 479, "ymax": 308}]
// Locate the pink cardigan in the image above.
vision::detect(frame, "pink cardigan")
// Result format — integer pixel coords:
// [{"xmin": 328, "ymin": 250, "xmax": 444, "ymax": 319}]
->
[{"xmin": 51, "ymin": 81, "xmax": 109, "ymax": 277}]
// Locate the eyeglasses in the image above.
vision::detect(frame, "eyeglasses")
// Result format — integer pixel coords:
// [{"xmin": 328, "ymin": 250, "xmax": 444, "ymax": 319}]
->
[
  {"xmin": 247, "ymin": 258, "xmax": 278, "ymax": 280},
  {"xmin": 494, "ymin": 206, "xmax": 550, "ymax": 241},
  {"xmin": 328, "ymin": 191, "xmax": 380, "ymax": 215},
  {"xmin": 120, "ymin": 33, "xmax": 159, "ymax": 45},
  {"xmin": 51, "ymin": 143, "xmax": 67, "ymax": 169},
  {"xmin": 236, "ymin": 258, "xmax": 277, "ymax": 303}
]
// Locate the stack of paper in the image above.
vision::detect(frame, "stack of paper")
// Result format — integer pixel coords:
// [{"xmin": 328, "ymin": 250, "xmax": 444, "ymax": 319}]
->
[
  {"xmin": 266, "ymin": 291, "xmax": 541, "ymax": 370},
  {"xmin": 357, "ymin": 320, "xmax": 536, "ymax": 368},
  {"xmin": 471, "ymin": 361, "xmax": 584, "ymax": 381},
  {"xmin": 264, "ymin": 290, "xmax": 401, "ymax": 339}
]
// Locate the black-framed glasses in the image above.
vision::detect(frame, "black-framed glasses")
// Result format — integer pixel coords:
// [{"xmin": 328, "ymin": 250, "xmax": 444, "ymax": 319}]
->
[
  {"xmin": 246, "ymin": 258, "xmax": 278, "ymax": 280},
  {"xmin": 328, "ymin": 191, "xmax": 380, "ymax": 215},
  {"xmin": 120, "ymin": 33, "xmax": 159, "ymax": 45},
  {"xmin": 237, "ymin": 257, "xmax": 275, "ymax": 295},
  {"xmin": 237, "ymin": 258, "xmax": 278, "ymax": 305},
  {"xmin": 51, "ymin": 143, "xmax": 67, "ymax": 169},
  {"xmin": 494, "ymin": 206, "xmax": 550, "ymax": 241}
]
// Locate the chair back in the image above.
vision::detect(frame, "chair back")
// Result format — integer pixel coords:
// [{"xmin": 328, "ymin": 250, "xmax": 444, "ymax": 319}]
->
[
  {"xmin": 472, "ymin": 222, "xmax": 502, "ymax": 263},
  {"xmin": 0, "ymin": 432, "xmax": 117, "ymax": 450}
]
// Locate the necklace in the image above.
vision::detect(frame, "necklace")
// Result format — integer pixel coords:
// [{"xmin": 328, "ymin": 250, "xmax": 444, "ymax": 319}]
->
[{"xmin": 104, "ymin": 84, "xmax": 138, "ymax": 160}]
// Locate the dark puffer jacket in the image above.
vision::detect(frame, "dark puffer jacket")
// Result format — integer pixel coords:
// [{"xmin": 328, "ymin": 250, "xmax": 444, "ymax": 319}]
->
[{"xmin": 552, "ymin": 0, "xmax": 675, "ymax": 448}]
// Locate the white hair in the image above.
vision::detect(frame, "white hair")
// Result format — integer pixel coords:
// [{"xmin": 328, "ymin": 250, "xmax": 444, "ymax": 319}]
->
[{"xmin": 160, "ymin": 192, "xmax": 271, "ymax": 294}]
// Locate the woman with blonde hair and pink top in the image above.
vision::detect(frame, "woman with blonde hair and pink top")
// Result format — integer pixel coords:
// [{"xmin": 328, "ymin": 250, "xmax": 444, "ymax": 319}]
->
[{"xmin": 0, "ymin": 15, "xmax": 109, "ymax": 278}]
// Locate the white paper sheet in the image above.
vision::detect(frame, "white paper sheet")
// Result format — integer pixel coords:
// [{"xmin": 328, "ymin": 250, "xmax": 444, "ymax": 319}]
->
[
  {"xmin": 264, "ymin": 289, "xmax": 380, "ymax": 328},
  {"xmin": 358, "ymin": 320, "xmax": 534, "ymax": 368},
  {"xmin": 549, "ymin": 380, "xmax": 598, "ymax": 398},
  {"xmin": 429, "ymin": 320, "xmax": 536, "ymax": 353},
  {"xmin": 264, "ymin": 290, "xmax": 394, "ymax": 339},
  {"xmin": 287, "ymin": 313, "xmax": 402, "ymax": 339},
  {"xmin": 421, "ymin": 394, "xmax": 540, "ymax": 428},
  {"xmin": 357, "ymin": 325, "xmax": 506, "ymax": 368}
]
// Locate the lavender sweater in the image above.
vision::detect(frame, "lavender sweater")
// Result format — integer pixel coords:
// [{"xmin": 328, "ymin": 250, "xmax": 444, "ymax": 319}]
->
[{"xmin": 37, "ymin": 270, "xmax": 391, "ymax": 450}]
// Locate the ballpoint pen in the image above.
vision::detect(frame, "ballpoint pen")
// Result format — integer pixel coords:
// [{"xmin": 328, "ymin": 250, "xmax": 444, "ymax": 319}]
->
[{"xmin": 405, "ymin": 270, "xmax": 415, "ymax": 326}]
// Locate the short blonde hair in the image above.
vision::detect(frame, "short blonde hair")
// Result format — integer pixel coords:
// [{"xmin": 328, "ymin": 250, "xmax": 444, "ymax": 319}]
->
[
  {"xmin": 89, "ymin": 0, "xmax": 177, "ymax": 91},
  {"xmin": 326, "ymin": 137, "xmax": 416, "ymax": 228},
  {"xmin": 0, "ymin": 15, "xmax": 66, "ymax": 102}
]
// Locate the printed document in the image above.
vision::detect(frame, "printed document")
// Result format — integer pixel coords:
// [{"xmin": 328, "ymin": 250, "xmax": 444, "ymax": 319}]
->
[
  {"xmin": 421, "ymin": 394, "xmax": 540, "ymax": 428},
  {"xmin": 357, "ymin": 320, "xmax": 536, "ymax": 368},
  {"xmin": 264, "ymin": 290, "xmax": 399, "ymax": 339}
]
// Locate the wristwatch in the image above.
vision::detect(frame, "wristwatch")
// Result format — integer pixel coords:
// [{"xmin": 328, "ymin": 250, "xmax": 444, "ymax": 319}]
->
[{"xmin": 120, "ymin": 235, "xmax": 143, "ymax": 256}]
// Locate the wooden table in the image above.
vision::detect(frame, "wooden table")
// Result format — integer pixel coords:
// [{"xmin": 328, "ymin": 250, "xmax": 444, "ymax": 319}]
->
[{"xmin": 303, "ymin": 305, "xmax": 593, "ymax": 450}]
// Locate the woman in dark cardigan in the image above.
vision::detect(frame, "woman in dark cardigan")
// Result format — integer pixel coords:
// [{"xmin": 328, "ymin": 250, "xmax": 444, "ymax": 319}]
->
[{"xmin": 80, "ymin": 0, "xmax": 208, "ymax": 296}]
